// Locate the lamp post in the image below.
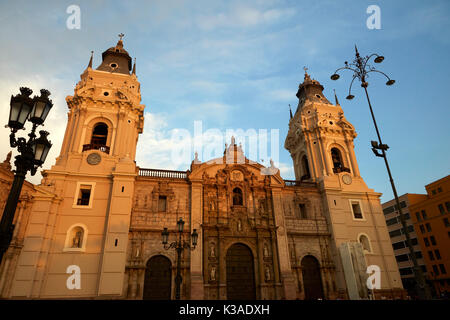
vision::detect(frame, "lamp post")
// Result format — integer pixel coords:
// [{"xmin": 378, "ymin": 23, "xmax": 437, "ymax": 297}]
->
[
  {"xmin": 330, "ymin": 46, "xmax": 431, "ymax": 300},
  {"xmin": 161, "ymin": 218, "xmax": 198, "ymax": 300},
  {"xmin": 0, "ymin": 87, "xmax": 53, "ymax": 265}
]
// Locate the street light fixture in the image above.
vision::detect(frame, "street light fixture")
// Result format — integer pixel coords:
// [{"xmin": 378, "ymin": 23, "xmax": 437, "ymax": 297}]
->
[
  {"xmin": 0, "ymin": 87, "xmax": 53, "ymax": 265},
  {"xmin": 161, "ymin": 218, "xmax": 198, "ymax": 300},
  {"xmin": 330, "ymin": 46, "xmax": 431, "ymax": 300}
]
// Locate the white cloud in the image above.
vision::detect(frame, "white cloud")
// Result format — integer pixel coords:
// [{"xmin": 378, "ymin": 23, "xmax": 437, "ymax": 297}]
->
[{"xmin": 196, "ymin": 6, "xmax": 296, "ymax": 30}]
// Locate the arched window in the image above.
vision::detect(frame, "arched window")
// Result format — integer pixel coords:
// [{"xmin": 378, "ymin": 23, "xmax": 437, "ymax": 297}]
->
[
  {"xmin": 91, "ymin": 123, "xmax": 108, "ymax": 146},
  {"xmin": 359, "ymin": 234, "xmax": 372, "ymax": 253},
  {"xmin": 331, "ymin": 147, "xmax": 350, "ymax": 173},
  {"xmin": 301, "ymin": 155, "xmax": 311, "ymax": 180},
  {"xmin": 232, "ymin": 187, "xmax": 243, "ymax": 206},
  {"xmin": 64, "ymin": 224, "xmax": 88, "ymax": 252}
]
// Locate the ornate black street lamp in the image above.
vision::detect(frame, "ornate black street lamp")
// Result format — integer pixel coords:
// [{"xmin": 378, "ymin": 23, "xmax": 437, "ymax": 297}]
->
[
  {"xmin": 0, "ymin": 87, "xmax": 53, "ymax": 264},
  {"xmin": 331, "ymin": 46, "xmax": 431, "ymax": 300},
  {"xmin": 161, "ymin": 218, "xmax": 198, "ymax": 300}
]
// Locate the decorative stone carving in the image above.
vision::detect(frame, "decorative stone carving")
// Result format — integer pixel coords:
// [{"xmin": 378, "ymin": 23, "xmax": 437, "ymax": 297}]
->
[{"xmin": 210, "ymin": 265, "xmax": 216, "ymax": 281}]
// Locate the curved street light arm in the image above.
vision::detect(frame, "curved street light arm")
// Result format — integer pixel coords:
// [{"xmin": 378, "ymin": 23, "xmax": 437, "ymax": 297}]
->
[{"xmin": 366, "ymin": 69, "xmax": 393, "ymax": 81}]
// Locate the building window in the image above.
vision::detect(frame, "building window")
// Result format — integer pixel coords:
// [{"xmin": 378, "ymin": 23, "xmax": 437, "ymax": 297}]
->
[
  {"xmin": 430, "ymin": 236, "xmax": 436, "ymax": 246},
  {"xmin": 432, "ymin": 265, "xmax": 440, "ymax": 276},
  {"xmin": 232, "ymin": 187, "xmax": 243, "ymax": 206},
  {"xmin": 91, "ymin": 122, "xmax": 108, "ymax": 146},
  {"xmin": 396, "ymin": 254, "xmax": 409, "ymax": 262},
  {"xmin": 414, "ymin": 251, "xmax": 423, "ymax": 259},
  {"xmin": 301, "ymin": 155, "xmax": 311, "ymax": 180},
  {"xmin": 399, "ymin": 267, "xmax": 413, "ymax": 276},
  {"xmin": 298, "ymin": 203, "xmax": 307, "ymax": 219},
  {"xmin": 386, "ymin": 217, "xmax": 397, "ymax": 226},
  {"xmin": 444, "ymin": 218, "xmax": 450, "ymax": 227},
  {"xmin": 432, "ymin": 189, "xmax": 436, "ymax": 195},
  {"xmin": 426, "ymin": 223, "xmax": 432, "ymax": 232},
  {"xmin": 428, "ymin": 251, "xmax": 435, "ymax": 261},
  {"xmin": 77, "ymin": 185, "xmax": 92, "ymax": 206},
  {"xmin": 439, "ymin": 264, "xmax": 447, "ymax": 274},
  {"xmin": 350, "ymin": 200, "xmax": 364, "ymax": 220},
  {"xmin": 415, "ymin": 212, "xmax": 421, "ymax": 222},
  {"xmin": 422, "ymin": 210, "xmax": 427, "ymax": 220},
  {"xmin": 389, "ymin": 229, "xmax": 402, "ymax": 238},
  {"xmin": 383, "ymin": 206, "xmax": 395, "ymax": 215},
  {"xmin": 438, "ymin": 204, "xmax": 445, "ymax": 215},
  {"xmin": 434, "ymin": 250, "xmax": 441, "ymax": 260},
  {"xmin": 411, "ymin": 238, "xmax": 418, "ymax": 246},
  {"xmin": 445, "ymin": 201, "xmax": 450, "ymax": 212},
  {"xmin": 359, "ymin": 234, "xmax": 372, "ymax": 253},
  {"xmin": 424, "ymin": 237, "xmax": 430, "ymax": 247},
  {"xmin": 438, "ymin": 187, "xmax": 443, "ymax": 193},
  {"xmin": 158, "ymin": 196, "xmax": 167, "ymax": 212},
  {"xmin": 331, "ymin": 148, "xmax": 349, "ymax": 173},
  {"xmin": 392, "ymin": 241, "xmax": 405, "ymax": 250},
  {"xmin": 419, "ymin": 225, "xmax": 425, "ymax": 233},
  {"xmin": 64, "ymin": 224, "xmax": 88, "ymax": 252}
]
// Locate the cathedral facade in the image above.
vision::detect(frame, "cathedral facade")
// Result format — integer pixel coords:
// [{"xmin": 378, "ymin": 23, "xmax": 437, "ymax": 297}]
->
[{"xmin": 0, "ymin": 39, "xmax": 405, "ymax": 300}]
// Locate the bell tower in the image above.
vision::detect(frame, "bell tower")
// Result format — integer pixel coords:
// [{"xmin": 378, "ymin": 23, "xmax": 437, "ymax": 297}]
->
[
  {"xmin": 284, "ymin": 71, "xmax": 403, "ymax": 298},
  {"xmin": 10, "ymin": 35, "xmax": 145, "ymax": 298},
  {"xmin": 285, "ymin": 70, "xmax": 361, "ymax": 184}
]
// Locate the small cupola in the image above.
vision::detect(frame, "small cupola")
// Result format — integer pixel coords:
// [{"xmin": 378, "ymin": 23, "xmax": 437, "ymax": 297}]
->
[{"xmin": 96, "ymin": 33, "xmax": 133, "ymax": 75}]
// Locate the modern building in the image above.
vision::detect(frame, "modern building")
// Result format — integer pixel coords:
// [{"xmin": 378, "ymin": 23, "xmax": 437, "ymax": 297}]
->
[
  {"xmin": 0, "ymin": 37, "xmax": 404, "ymax": 300},
  {"xmin": 409, "ymin": 175, "xmax": 450, "ymax": 298},
  {"xmin": 382, "ymin": 193, "xmax": 429, "ymax": 298}
]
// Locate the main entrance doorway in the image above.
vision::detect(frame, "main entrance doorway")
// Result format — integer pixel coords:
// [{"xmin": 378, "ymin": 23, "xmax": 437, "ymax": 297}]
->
[
  {"xmin": 301, "ymin": 255, "xmax": 324, "ymax": 300},
  {"xmin": 226, "ymin": 243, "xmax": 256, "ymax": 300},
  {"xmin": 143, "ymin": 255, "xmax": 172, "ymax": 300}
]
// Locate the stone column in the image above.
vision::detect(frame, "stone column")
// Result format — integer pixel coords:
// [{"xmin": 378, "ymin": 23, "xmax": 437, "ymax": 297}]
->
[
  {"xmin": 271, "ymin": 188, "xmax": 296, "ymax": 299},
  {"xmin": 190, "ymin": 181, "xmax": 204, "ymax": 299}
]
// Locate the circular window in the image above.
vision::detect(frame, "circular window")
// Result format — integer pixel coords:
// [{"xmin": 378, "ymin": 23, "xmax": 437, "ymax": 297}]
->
[
  {"xmin": 127, "ymin": 119, "xmax": 131, "ymax": 123},
  {"xmin": 316, "ymin": 94, "xmax": 321, "ymax": 99},
  {"xmin": 110, "ymin": 63, "xmax": 117, "ymax": 68},
  {"xmin": 103, "ymin": 92, "xmax": 109, "ymax": 96},
  {"xmin": 329, "ymin": 121, "xmax": 333, "ymax": 125},
  {"xmin": 307, "ymin": 111, "xmax": 311, "ymax": 114}
]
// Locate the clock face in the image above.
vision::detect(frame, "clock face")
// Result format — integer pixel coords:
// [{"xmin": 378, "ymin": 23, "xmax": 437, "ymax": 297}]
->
[
  {"xmin": 342, "ymin": 174, "xmax": 352, "ymax": 185},
  {"xmin": 87, "ymin": 152, "xmax": 101, "ymax": 165}
]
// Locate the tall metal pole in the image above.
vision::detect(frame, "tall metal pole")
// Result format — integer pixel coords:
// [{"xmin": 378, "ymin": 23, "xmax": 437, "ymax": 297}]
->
[
  {"xmin": 0, "ymin": 166, "xmax": 26, "ymax": 264},
  {"xmin": 363, "ymin": 86, "xmax": 431, "ymax": 300},
  {"xmin": 331, "ymin": 47, "xmax": 432, "ymax": 300},
  {"xmin": 175, "ymin": 230, "xmax": 183, "ymax": 300}
]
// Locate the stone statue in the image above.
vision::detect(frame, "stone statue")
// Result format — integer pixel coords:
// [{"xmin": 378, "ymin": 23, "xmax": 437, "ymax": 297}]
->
[
  {"xmin": 210, "ymin": 244, "xmax": 216, "ymax": 257},
  {"xmin": 265, "ymin": 266, "xmax": 271, "ymax": 281},
  {"xmin": 263, "ymin": 243, "xmax": 269, "ymax": 257},
  {"xmin": 210, "ymin": 266, "xmax": 216, "ymax": 281},
  {"xmin": 72, "ymin": 231, "xmax": 82, "ymax": 248},
  {"xmin": 237, "ymin": 219, "xmax": 242, "ymax": 231}
]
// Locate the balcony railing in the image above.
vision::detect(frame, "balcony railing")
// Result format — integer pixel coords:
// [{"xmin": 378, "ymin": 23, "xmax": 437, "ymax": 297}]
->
[
  {"xmin": 284, "ymin": 180, "xmax": 317, "ymax": 187},
  {"xmin": 82, "ymin": 143, "xmax": 110, "ymax": 154},
  {"xmin": 332, "ymin": 166, "xmax": 351, "ymax": 174},
  {"xmin": 138, "ymin": 168, "xmax": 188, "ymax": 179}
]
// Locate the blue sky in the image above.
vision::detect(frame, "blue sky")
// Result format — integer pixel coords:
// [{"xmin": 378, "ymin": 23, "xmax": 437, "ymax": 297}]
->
[{"xmin": 0, "ymin": 0, "xmax": 449, "ymax": 202}]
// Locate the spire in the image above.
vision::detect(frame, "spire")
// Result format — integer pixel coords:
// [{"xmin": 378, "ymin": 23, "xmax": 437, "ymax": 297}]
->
[
  {"xmin": 132, "ymin": 57, "xmax": 136, "ymax": 75},
  {"xmin": 334, "ymin": 89, "xmax": 340, "ymax": 105},
  {"xmin": 117, "ymin": 33, "xmax": 125, "ymax": 49},
  {"xmin": 289, "ymin": 104, "xmax": 293, "ymax": 119},
  {"xmin": 87, "ymin": 51, "xmax": 93, "ymax": 69}
]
